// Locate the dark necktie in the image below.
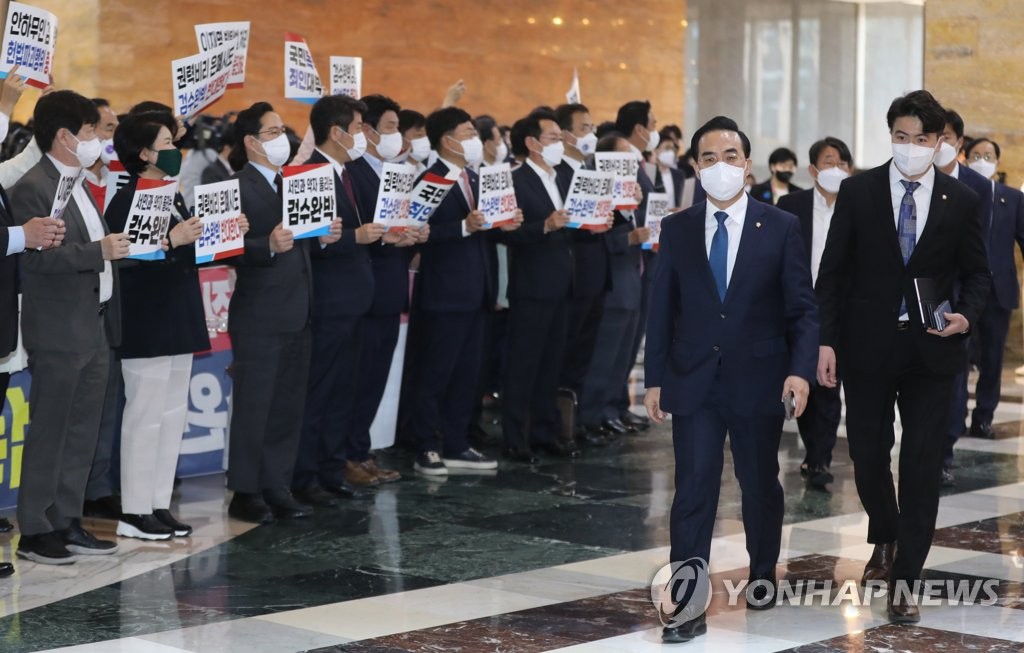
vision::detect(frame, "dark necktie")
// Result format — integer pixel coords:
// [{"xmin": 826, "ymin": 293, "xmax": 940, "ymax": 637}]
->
[
  {"xmin": 274, "ymin": 173, "xmax": 283, "ymax": 199},
  {"xmin": 897, "ymin": 179, "xmax": 919, "ymax": 317},
  {"xmin": 341, "ymin": 168, "xmax": 362, "ymax": 224},
  {"xmin": 710, "ymin": 211, "xmax": 729, "ymax": 301}
]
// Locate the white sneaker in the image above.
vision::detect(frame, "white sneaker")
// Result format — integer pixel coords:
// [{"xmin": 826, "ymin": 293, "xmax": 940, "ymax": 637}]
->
[{"xmin": 443, "ymin": 448, "xmax": 498, "ymax": 470}]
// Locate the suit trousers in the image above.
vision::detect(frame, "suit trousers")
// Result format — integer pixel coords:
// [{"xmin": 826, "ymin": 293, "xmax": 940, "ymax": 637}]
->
[
  {"xmin": 796, "ymin": 380, "xmax": 842, "ymax": 469},
  {"xmin": 348, "ymin": 313, "xmax": 401, "ymax": 461},
  {"xmin": 560, "ymin": 293, "xmax": 605, "ymax": 399},
  {"xmin": 86, "ymin": 350, "xmax": 123, "ymax": 500},
  {"xmin": 669, "ymin": 377, "xmax": 785, "ymax": 577},
  {"xmin": 120, "ymin": 353, "xmax": 192, "ymax": 514},
  {"xmin": 843, "ymin": 329, "xmax": 953, "ymax": 583},
  {"xmin": 502, "ymin": 297, "xmax": 568, "ymax": 451},
  {"xmin": 294, "ymin": 316, "xmax": 362, "ymax": 490},
  {"xmin": 228, "ymin": 328, "xmax": 311, "ymax": 494},
  {"xmin": 618, "ymin": 264, "xmax": 653, "ymax": 413},
  {"xmin": 579, "ymin": 307, "xmax": 639, "ymax": 427},
  {"xmin": 409, "ymin": 309, "xmax": 482, "ymax": 456},
  {"xmin": 18, "ymin": 336, "xmax": 110, "ymax": 535}
]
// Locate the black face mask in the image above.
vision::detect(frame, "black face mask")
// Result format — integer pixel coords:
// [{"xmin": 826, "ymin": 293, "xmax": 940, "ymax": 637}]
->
[{"xmin": 775, "ymin": 170, "xmax": 794, "ymax": 183}]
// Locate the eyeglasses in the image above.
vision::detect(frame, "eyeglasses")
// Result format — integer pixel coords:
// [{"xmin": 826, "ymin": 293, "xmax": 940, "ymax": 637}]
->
[{"xmin": 256, "ymin": 127, "xmax": 286, "ymax": 138}]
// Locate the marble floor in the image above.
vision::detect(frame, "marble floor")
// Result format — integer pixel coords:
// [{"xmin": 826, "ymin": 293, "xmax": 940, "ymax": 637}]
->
[{"xmin": 1, "ymin": 370, "xmax": 1024, "ymax": 652}]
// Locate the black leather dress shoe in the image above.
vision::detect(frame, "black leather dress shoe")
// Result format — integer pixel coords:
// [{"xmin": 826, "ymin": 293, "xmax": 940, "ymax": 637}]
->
[
  {"xmin": 263, "ymin": 489, "xmax": 313, "ymax": 519},
  {"xmin": 746, "ymin": 575, "xmax": 777, "ymax": 610},
  {"xmin": 503, "ymin": 448, "xmax": 540, "ymax": 464},
  {"xmin": 0, "ymin": 517, "xmax": 12, "ymax": 533},
  {"xmin": 602, "ymin": 418, "xmax": 630, "ymax": 435},
  {"xmin": 0, "ymin": 562, "xmax": 12, "ymax": 578},
  {"xmin": 322, "ymin": 482, "xmax": 366, "ymax": 499},
  {"xmin": 887, "ymin": 590, "xmax": 920, "ymax": 623},
  {"xmin": 662, "ymin": 614, "xmax": 707, "ymax": 643},
  {"xmin": 294, "ymin": 485, "xmax": 339, "ymax": 507},
  {"xmin": 969, "ymin": 422, "xmax": 996, "ymax": 439},
  {"xmin": 620, "ymin": 411, "xmax": 650, "ymax": 430},
  {"xmin": 577, "ymin": 426, "xmax": 610, "ymax": 447},
  {"xmin": 861, "ymin": 542, "xmax": 895, "ymax": 585},
  {"xmin": 806, "ymin": 464, "xmax": 834, "ymax": 489},
  {"xmin": 228, "ymin": 492, "xmax": 275, "ymax": 525},
  {"xmin": 535, "ymin": 440, "xmax": 581, "ymax": 458}
]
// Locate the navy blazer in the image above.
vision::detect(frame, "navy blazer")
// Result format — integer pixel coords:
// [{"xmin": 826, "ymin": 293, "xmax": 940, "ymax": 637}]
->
[
  {"xmin": 750, "ymin": 179, "xmax": 804, "ymax": 205},
  {"xmin": 775, "ymin": 188, "xmax": 816, "ymax": 264},
  {"xmin": 506, "ymin": 162, "xmax": 573, "ymax": 301},
  {"xmin": 556, "ymin": 160, "xmax": 610, "ymax": 298},
  {"xmin": 415, "ymin": 159, "xmax": 493, "ymax": 312},
  {"xmin": 653, "ymin": 165, "xmax": 685, "ymax": 207},
  {"xmin": 305, "ymin": 150, "xmax": 375, "ymax": 319},
  {"xmin": 346, "ymin": 156, "xmax": 413, "ymax": 316},
  {"xmin": 645, "ymin": 198, "xmax": 819, "ymax": 417},
  {"xmin": 985, "ymin": 181, "xmax": 1024, "ymax": 310}
]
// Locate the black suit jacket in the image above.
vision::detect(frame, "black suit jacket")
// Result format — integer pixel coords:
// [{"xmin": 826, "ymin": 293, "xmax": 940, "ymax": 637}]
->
[
  {"xmin": 816, "ymin": 162, "xmax": 991, "ymax": 375},
  {"xmin": 227, "ymin": 162, "xmax": 313, "ymax": 336},
  {"xmin": 775, "ymin": 188, "xmax": 816, "ymax": 264},
  {"xmin": 751, "ymin": 179, "xmax": 804, "ymax": 205},
  {"xmin": 305, "ymin": 150, "xmax": 375, "ymax": 319},
  {"xmin": 0, "ymin": 186, "xmax": 17, "ymax": 357},
  {"xmin": 415, "ymin": 159, "xmax": 493, "ymax": 312},
  {"xmin": 556, "ymin": 160, "xmax": 610, "ymax": 298},
  {"xmin": 653, "ymin": 165, "xmax": 685, "ymax": 207},
  {"xmin": 507, "ymin": 162, "xmax": 573, "ymax": 301},
  {"xmin": 985, "ymin": 181, "xmax": 1024, "ymax": 310},
  {"xmin": 200, "ymin": 158, "xmax": 234, "ymax": 186}
]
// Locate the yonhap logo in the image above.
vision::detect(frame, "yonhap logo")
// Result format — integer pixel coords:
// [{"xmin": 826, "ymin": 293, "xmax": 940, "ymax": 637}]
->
[{"xmin": 651, "ymin": 558, "xmax": 713, "ymax": 628}]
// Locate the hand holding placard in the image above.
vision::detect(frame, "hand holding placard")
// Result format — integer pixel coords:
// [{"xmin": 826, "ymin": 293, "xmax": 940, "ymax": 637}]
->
[
  {"xmin": 269, "ymin": 223, "xmax": 294, "ymax": 254},
  {"xmin": 544, "ymin": 209, "xmax": 570, "ymax": 233},
  {"xmin": 318, "ymin": 218, "xmax": 343, "ymax": 245},
  {"xmin": 169, "ymin": 216, "xmax": 203, "ymax": 248},
  {"xmin": 101, "ymin": 233, "xmax": 130, "ymax": 261}
]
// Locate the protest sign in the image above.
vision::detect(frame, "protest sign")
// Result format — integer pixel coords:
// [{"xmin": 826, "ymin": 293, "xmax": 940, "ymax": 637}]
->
[
  {"xmin": 103, "ymin": 159, "xmax": 131, "ymax": 213},
  {"xmin": 564, "ymin": 169, "xmax": 615, "ymax": 230},
  {"xmin": 194, "ymin": 179, "xmax": 244, "ymax": 263},
  {"xmin": 329, "ymin": 55, "xmax": 362, "ymax": 98},
  {"xmin": 50, "ymin": 172, "xmax": 78, "ymax": 221},
  {"xmin": 125, "ymin": 179, "xmax": 176, "ymax": 261},
  {"xmin": 372, "ymin": 162, "xmax": 416, "ymax": 231},
  {"xmin": 0, "ymin": 2, "xmax": 57, "ymax": 89},
  {"xmin": 284, "ymin": 32, "xmax": 322, "ymax": 103},
  {"xmin": 195, "ymin": 21, "xmax": 250, "ymax": 89},
  {"xmin": 281, "ymin": 163, "xmax": 335, "ymax": 239},
  {"xmin": 477, "ymin": 163, "xmax": 517, "ymax": 229},
  {"xmin": 643, "ymin": 192, "xmax": 672, "ymax": 251},
  {"xmin": 595, "ymin": 152, "xmax": 640, "ymax": 210},
  {"xmin": 407, "ymin": 168, "xmax": 459, "ymax": 228},
  {"xmin": 171, "ymin": 39, "xmax": 237, "ymax": 117}
]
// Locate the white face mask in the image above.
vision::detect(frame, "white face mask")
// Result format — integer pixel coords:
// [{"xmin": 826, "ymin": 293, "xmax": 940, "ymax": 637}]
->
[
  {"xmin": 646, "ymin": 128, "xmax": 660, "ymax": 152},
  {"xmin": 815, "ymin": 166, "xmax": 850, "ymax": 194},
  {"xmin": 699, "ymin": 161, "xmax": 747, "ymax": 202},
  {"xmin": 892, "ymin": 142, "xmax": 937, "ymax": 178},
  {"xmin": 968, "ymin": 159, "xmax": 997, "ymax": 180},
  {"xmin": 66, "ymin": 132, "xmax": 102, "ymax": 168},
  {"xmin": 540, "ymin": 141, "xmax": 565, "ymax": 167},
  {"xmin": 375, "ymin": 130, "xmax": 404, "ymax": 161},
  {"xmin": 347, "ymin": 131, "xmax": 368, "ymax": 161},
  {"xmin": 260, "ymin": 133, "xmax": 292, "ymax": 167},
  {"xmin": 657, "ymin": 150, "xmax": 677, "ymax": 167},
  {"xmin": 934, "ymin": 141, "xmax": 958, "ymax": 168},
  {"xmin": 409, "ymin": 136, "xmax": 431, "ymax": 163},
  {"xmin": 452, "ymin": 136, "xmax": 483, "ymax": 166},
  {"xmin": 494, "ymin": 141, "xmax": 509, "ymax": 164},
  {"xmin": 99, "ymin": 138, "xmax": 115, "ymax": 165},
  {"xmin": 575, "ymin": 132, "xmax": 597, "ymax": 156}
]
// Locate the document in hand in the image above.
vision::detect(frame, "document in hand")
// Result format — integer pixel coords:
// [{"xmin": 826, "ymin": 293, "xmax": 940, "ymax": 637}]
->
[{"xmin": 913, "ymin": 277, "xmax": 952, "ymax": 331}]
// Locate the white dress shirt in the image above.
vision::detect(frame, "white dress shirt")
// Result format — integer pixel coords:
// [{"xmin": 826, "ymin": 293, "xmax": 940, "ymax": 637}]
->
[
  {"xmin": 810, "ymin": 188, "xmax": 835, "ymax": 285},
  {"xmin": 562, "ymin": 156, "xmax": 583, "ymax": 170},
  {"xmin": 363, "ymin": 151, "xmax": 384, "ymax": 178},
  {"xmin": 439, "ymin": 155, "xmax": 474, "ymax": 238},
  {"xmin": 4, "ymin": 225, "xmax": 24, "ymax": 255},
  {"xmin": 889, "ymin": 161, "xmax": 935, "ymax": 319},
  {"xmin": 660, "ymin": 166, "xmax": 676, "ymax": 208},
  {"xmin": 526, "ymin": 157, "xmax": 563, "ymax": 210},
  {"xmin": 704, "ymin": 192, "xmax": 748, "ymax": 287},
  {"xmin": 49, "ymin": 154, "xmax": 112, "ymax": 302}
]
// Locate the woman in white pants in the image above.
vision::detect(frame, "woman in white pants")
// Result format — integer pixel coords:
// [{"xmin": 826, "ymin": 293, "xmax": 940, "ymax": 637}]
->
[{"xmin": 105, "ymin": 111, "xmax": 247, "ymax": 539}]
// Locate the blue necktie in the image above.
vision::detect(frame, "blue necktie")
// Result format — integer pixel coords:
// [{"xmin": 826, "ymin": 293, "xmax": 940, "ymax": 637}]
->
[
  {"xmin": 897, "ymin": 180, "xmax": 919, "ymax": 316},
  {"xmin": 710, "ymin": 211, "xmax": 729, "ymax": 301}
]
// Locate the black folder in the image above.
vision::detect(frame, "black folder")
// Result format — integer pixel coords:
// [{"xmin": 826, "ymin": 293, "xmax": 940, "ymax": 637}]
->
[{"xmin": 913, "ymin": 277, "xmax": 951, "ymax": 331}]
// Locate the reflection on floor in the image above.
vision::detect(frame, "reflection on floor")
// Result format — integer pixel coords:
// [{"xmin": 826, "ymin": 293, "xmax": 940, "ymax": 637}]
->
[{"xmin": 1, "ymin": 370, "xmax": 1023, "ymax": 652}]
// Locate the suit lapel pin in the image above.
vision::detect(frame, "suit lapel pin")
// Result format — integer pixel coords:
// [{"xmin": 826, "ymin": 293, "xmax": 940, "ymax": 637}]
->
[
  {"xmin": 756, "ymin": 222, "xmax": 762, "ymax": 228},
  {"xmin": 1001, "ymin": 197, "xmax": 1006, "ymax": 204},
  {"xmin": 941, "ymin": 194, "xmax": 947, "ymax": 200}
]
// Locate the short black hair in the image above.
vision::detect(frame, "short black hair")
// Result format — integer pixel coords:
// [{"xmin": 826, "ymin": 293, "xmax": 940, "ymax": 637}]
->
[
  {"xmin": 509, "ymin": 118, "xmax": 530, "ymax": 159},
  {"xmin": 886, "ymin": 90, "xmax": 945, "ymax": 135},
  {"xmin": 474, "ymin": 114, "xmax": 498, "ymax": 143},
  {"xmin": 689, "ymin": 115, "xmax": 751, "ymax": 159},
  {"xmin": 360, "ymin": 94, "xmax": 401, "ymax": 131},
  {"xmin": 91, "ymin": 98, "xmax": 110, "ymax": 109},
  {"xmin": 498, "ymin": 125, "xmax": 510, "ymax": 137},
  {"xmin": 113, "ymin": 114, "xmax": 166, "ymax": 176},
  {"xmin": 398, "ymin": 109, "xmax": 426, "ymax": 135},
  {"xmin": 768, "ymin": 147, "xmax": 797, "ymax": 166},
  {"xmin": 520, "ymin": 109, "xmax": 558, "ymax": 146},
  {"xmin": 310, "ymin": 94, "xmax": 368, "ymax": 145},
  {"xmin": 596, "ymin": 132, "xmax": 626, "ymax": 153},
  {"xmin": 132, "ymin": 110, "xmax": 178, "ymax": 139},
  {"xmin": 595, "ymin": 120, "xmax": 618, "ymax": 140},
  {"xmin": 130, "ymin": 100, "xmax": 174, "ymax": 116},
  {"xmin": 662, "ymin": 124, "xmax": 683, "ymax": 141},
  {"xmin": 425, "ymin": 106, "xmax": 472, "ymax": 151},
  {"xmin": 808, "ymin": 137, "xmax": 853, "ymax": 168},
  {"xmin": 966, "ymin": 137, "xmax": 1001, "ymax": 160},
  {"xmin": 554, "ymin": 103, "xmax": 589, "ymax": 132},
  {"xmin": 944, "ymin": 109, "xmax": 965, "ymax": 140},
  {"xmin": 658, "ymin": 127, "xmax": 680, "ymax": 147},
  {"xmin": 614, "ymin": 100, "xmax": 651, "ymax": 137},
  {"xmin": 229, "ymin": 101, "xmax": 275, "ymax": 172},
  {"xmin": 33, "ymin": 90, "xmax": 100, "ymax": 152}
]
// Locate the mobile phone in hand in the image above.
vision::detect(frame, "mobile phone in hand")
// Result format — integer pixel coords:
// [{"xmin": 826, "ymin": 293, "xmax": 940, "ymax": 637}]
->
[{"xmin": 783, "ymin": 392, "xmax": 796, "ymax": 420}]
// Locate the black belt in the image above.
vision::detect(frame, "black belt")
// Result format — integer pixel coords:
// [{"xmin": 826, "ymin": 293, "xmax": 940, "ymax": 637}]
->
[
  {"xmin": 896, "ymin": 320, "xmax": 910, "ymax": 331},
  {"xmin": 98, "ymin": 301, "xmax": 109, "ymax": 316}
]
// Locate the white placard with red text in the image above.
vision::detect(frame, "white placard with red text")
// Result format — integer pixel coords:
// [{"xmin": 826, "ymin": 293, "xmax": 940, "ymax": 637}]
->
[
  {"xmin": 195, "ymin": 21, "xmax": 250, "ymax": 89},
  {"xmin": 477, "ymin": 163, "xmax": 518, "ymax": 229},
  {"xmin": 0, "ymin": 2, "xmax": 57, "ymax": 89},
  {"xmin": 564, "ymin": 169, "xmax": 614, "ymax": 230},
  {"xmin": 595, "ymin": 152, "xmax": 640, "ymax": 210},
  {"xmin": 194, "ymin": 179, "xmax": 245, "ymax": 263}
]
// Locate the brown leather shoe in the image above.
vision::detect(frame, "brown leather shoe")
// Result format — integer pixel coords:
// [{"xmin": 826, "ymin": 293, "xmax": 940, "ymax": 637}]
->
[
  {"xmin": 361, "ymin": 459, "xmax": 401, "ymax": 483},
  {"xmin": 887, "ymin": 588, "xmax": 921, "ymax": 624},
  {"xmin": 861, "ymin": 543, "xmax": 896, "ymax": 585},
  {"xmin": 343, "ymin": 460, "xmax": 381, "ymax": 487}
]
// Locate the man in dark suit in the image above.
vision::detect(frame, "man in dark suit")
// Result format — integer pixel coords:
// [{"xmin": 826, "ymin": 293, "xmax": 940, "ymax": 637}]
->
[
  {"xmin": 750, "ymin": 147, "xmax": 804, "ymax": 205},
  {"xmin": 777, "ymin": 136, "xmax": 853, "ymax": 489},
  {"xmin": 645, "ymin": 115, "xmax": 818, "ymax": 643},
  {"xmin": 226, "ymin": 102, "xmax": 341, "ymax": 524},
  {"xmin": 503, "ymin": 109, "xmax": 578, "ymax": 461},
  {"xmin": 291, "ymin": 94, "xmax": 392, "ymax": 503},
  {"xmin": 13, "ymin": 90, "xmax": 128, "ymax": 564},
  {"xmin": 949, "ymin": 137, "xmax": 1024, "ymax": 452},
  {"xmin": 199, "ymin": 123, "xmax": 235, "ymax": 186},
  {"xmin": 408, "ymin": 106, "xmax": 519, "ymax": 474},
  {"xmin": 816, "ymin": 91, "xmax": 990, "ymax": 623}
]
